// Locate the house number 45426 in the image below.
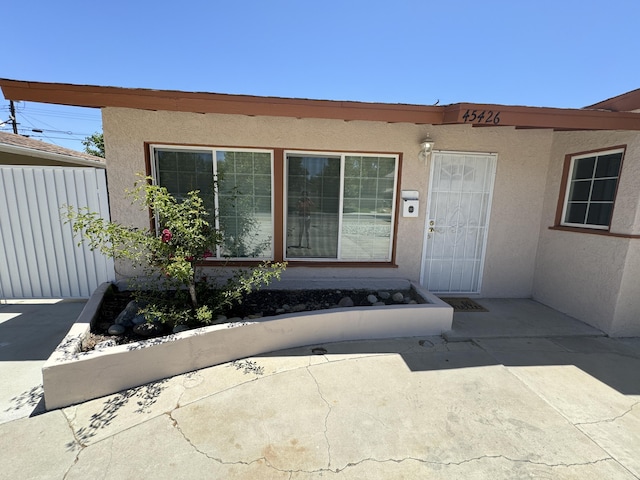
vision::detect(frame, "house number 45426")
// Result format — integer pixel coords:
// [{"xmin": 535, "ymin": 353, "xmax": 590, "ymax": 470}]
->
[{"xmin": 462, "ymin": 109, "xmax": 501, "ymax": 124}]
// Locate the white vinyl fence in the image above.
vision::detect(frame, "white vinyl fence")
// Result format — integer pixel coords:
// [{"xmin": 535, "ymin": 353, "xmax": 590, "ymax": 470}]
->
[{"xmin": 0, "ymin": 166, "xmax": 114, "ymax": 299}]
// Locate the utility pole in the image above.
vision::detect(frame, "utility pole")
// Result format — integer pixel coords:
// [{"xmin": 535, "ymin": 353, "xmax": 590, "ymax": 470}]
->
[{"xmin": 9, "ymin": 100, "xmax": 18, "ymax": 134}]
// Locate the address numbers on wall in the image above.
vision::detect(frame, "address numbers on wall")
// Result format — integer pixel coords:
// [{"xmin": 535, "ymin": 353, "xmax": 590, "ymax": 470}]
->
[{"xmin": 462, "ymin": 109, "xmax": 501, "ymax": 125}]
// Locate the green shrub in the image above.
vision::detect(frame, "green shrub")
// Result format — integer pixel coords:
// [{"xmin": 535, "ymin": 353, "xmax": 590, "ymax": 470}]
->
[{"xmin": 64, "ymin": 175, "xmax": 285, "ymax": 327}]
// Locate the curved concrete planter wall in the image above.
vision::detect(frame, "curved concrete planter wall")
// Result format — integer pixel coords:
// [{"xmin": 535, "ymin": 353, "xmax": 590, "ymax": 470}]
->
[{"xmin": 43, "ymin": 279, "xmax": 453, "ymax": 410}]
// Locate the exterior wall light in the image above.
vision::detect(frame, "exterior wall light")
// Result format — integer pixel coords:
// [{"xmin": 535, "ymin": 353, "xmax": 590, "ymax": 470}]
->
[{"xmin": 419, "ymin": 136, "xmax": 435, "ymax": 163}]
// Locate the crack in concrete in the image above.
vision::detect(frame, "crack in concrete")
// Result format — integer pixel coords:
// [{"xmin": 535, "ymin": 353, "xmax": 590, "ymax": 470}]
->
[
  {"xmin": 61, "ymin": 457, "xmax": 79, "ymax": 480},
  {"xmin": 306, "ymin": 366, "xmax": 333, "ymax": 470},
  {"xmin": 266, "ymin": 448, "xmax": 620, "ymax": 475},
  {"xmin": 62, "ymin": 410, "xmax": 86, "ymax": 449},
  {"xmin": 63, "ymin": 406, "xmax": 77, "ymax": 424},
  {"xmin": 575, "ymin": 401, "xmax": 640, "ymax": 426},
  {"xmin": 171, "ymin": 352, "xmax": 380, "ymax": 413},
  {"xmin": 316, "ymin": 353, "xmax": 330, "ymax": 363},
  {"xmin": 61, "ymin": 411, "xmax": 85, "ymax": 479},
  {"xmin": 166, "ymin": 411, "xmax": 269, "ymax": 469},
  {"xmin": 334, "ymin": 454, "xmax": 619, "ymax": 472},
  {"xmin": 162, "ymin": 405, "xmax": 623, "ymax": 477},
  {"xmin": 173, "ymin": 370, "xmax": 261, "ymax": 410},
  {"xmin": 174, "ymin": 372, "xmax": 201, "ymax": 409},
  {"xmin": 441, "ymin": 454, "xmax": 614, "ymax": 468}
]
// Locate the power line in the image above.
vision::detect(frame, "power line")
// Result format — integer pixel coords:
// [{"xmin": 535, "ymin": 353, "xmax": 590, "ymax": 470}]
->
[
  {"xmin": 1, "ymin": 101, "xmax": 101, "ymax": 151},
  {"xmin": 21, "ymin": 109, "xmax": 101, "ymax": 121},
  {"xmin": 17, "ymin": 103, "xmax": 101, "ymax": 121},
  {"xmin": 1, "ymin": 127, "xmax": 90, "ymax": 139},
  {"xmin": 8, "ymin": 134, "xmax": 88, "ymax": 142},
  {"xmin": 3, "ymin": 100, "xmax": 100, "ymax": 130},
  {"xmin": 18, "ymin": 112, "xmax": 93, "ymax": 136},
  {"xmin": 2, "ymin": 101, "xmax": 101, "ymax": 123},
  {"xmin": 15, "ymin": 114, "xmax": 63, "ymax": 146}
]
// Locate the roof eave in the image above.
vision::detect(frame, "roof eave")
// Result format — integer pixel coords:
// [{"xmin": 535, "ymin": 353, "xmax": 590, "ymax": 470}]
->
[
  {"xmin": 443, "ymin": 103, "xmax": 640, "ymax": 131},
  {"xmin": 584, "ymin": 88, "xmax": 640, "ymax": 112},
  {"xmin": 2, "ymin": 78, "xmax": 640, "ymax": 131},
  {"xmin": 0, "ymin": 78, "xmax": 443, "ymax": 124},
  {"xmin": 0, "ymin": 142, "xmax": 106, "ymax": 168}
]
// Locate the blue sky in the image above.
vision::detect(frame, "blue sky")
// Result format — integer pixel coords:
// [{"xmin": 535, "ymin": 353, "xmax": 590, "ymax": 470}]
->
[{"xmin": 2, "ymin": 0, "xmax": 639, "ymax": 151}]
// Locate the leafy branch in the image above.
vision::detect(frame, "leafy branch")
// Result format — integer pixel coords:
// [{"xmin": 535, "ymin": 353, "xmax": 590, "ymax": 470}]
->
[{"xmin": 64, "ymin": 175, "xmax": 285, "ymax": 326}]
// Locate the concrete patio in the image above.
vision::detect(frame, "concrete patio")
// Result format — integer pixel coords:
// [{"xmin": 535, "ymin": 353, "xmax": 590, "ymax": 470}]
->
[{"xmin": 1, "ymin": 297, "xmax": 639, "ymax": 478}]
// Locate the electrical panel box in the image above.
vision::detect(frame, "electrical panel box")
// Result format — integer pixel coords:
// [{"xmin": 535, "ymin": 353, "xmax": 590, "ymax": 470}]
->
[{"xmin": 401, "ymin": 190, "xmax": 419, "ymax": 217}]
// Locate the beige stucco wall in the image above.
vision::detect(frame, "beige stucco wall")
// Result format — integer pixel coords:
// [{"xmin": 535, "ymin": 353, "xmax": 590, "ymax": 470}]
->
[
  {"xmin": 102, "ymin": 107, "xmax": 552, "ymax": 296},
  {"xmin": 533, "ymin": 131, "xmax": 640, "ymax": 336},
  {"xmin": 429, "ymin": 125, "xmax": 553, "ymax": 297},
  {"xmin": 613, "ymin": 241, "xmax": 640, "ymax": 336}
]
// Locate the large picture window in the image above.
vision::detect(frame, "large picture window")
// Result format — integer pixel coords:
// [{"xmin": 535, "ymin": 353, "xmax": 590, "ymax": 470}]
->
[
  {"xmin": 560, "ymin": 148, "xmax": 624, "ymax": 230},
  {"xmin": 153, "ymin": 146, "xmax": 273, "ymax": 259},
  {"xmin": 285, "ymin": 152, "xmax": 398, "ymax": 261},
  {"xmin": 151, "ymin": 145, "xmax": 399, "ymax": 264}
]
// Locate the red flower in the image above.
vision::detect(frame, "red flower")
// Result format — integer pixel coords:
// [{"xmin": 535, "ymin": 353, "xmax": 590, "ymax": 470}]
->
[
  {"xmin": 185, "ymin": 256, "xmax": 194, "ymax": 262},
  {"xmin": 161, "ymin": 229, "xmax": 172, "ymax": 243},
  {"xmin": 203, "ymin": 250, "xmax": 213, "ymax": 258}
]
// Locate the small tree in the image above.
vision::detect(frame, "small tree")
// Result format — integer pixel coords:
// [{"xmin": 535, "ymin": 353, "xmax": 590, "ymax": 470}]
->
[
  {"xmin": 64, "ymin": 176, "xmax": 285, "ymax": 325},
  {"xmin": 82, "ymin": 132, "xmax": 105, "ymax": 158}
]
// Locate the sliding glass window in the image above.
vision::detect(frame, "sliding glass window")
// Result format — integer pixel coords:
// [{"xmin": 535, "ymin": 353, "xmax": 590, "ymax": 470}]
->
[
  {"xmin": 216, "ymin": 150, "xmax": 273, "ymax": 258},
  {"xmin": 153, "ymin": 146, "xmax": 397, "ymax": 263},
  {"xmin": 153, "ymin": 146, "xmax": 273, "ymax": 259},
  {"xmin": 285, "ymin": 152, "xmax": 398, "ymax": 261},
  {"xmin": 342, "ymin": 155, "xmax": 397, "ymax": 260}
]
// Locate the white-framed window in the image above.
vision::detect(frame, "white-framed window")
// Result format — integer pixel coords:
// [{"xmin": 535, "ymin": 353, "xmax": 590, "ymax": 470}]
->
[
  {"xmin": 151, "ymin": 145, "xmax": 274, "ymax": 259},
  {"xmin": 560, "ymin": 147, "xmax": 624, "ymax": 230},
  {"xmin": 284, "ymin": 151, "xmax": 399, "ymax": 261}
]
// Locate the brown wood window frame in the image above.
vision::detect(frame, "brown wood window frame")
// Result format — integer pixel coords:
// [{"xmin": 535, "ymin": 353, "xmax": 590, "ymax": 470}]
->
[
  {"xmin": 550, "ymin": 145, "xmax": 637, "ymax": 237},
  {"xmin": 145, "ymin": 143, "xmax": 402, "ymax": 267}
]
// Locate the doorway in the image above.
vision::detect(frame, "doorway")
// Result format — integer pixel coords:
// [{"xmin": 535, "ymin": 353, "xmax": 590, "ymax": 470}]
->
[{"xmin": 420, "ymin": 152, "xmax": 497, "ymax": 294}]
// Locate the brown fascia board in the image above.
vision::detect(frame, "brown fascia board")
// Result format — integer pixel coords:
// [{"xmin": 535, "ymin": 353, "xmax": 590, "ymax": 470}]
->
[
  {"xmin": 443, "ymin": 103, "xmax": 640, "ymax": 131},
  {"xmin": 2, "ymin": 78, "xmax": 640, "ymax": 130},
  {"xmin": 0, "ymin": 78, "xmax": 443, "ymax": 124},
  {"xmin": 585, "ymin": 88, "xmax": 640, "ymax": 112}
]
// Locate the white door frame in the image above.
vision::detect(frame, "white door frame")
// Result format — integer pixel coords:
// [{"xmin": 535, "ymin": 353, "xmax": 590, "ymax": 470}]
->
[{"xmin": 419, "ymin": 151, "xmax": 497, "ymax": 294}]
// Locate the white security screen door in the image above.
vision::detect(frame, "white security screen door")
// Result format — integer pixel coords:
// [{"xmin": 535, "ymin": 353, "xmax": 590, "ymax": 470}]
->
[{"xmin": 420, "ymin": 152, "xmax": 497, "ymax": 294}]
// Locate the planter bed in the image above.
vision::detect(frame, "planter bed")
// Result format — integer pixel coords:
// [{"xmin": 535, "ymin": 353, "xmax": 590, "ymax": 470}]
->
[{"xmin": 43, "ymin": 278, "xmax": 452, "ymax": 410}]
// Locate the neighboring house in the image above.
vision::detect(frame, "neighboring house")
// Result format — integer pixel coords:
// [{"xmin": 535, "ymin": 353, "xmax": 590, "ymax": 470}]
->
[
  {"xmin": 0, "ymin": 131, "xmax": 114, "ymax": 299},
  {"xmin": 1, "ymin": 79, "xmax": 639, "ymax": 335},
  {"xmin": 0, "ymin": 130, "xmax": 104, "ymax": 167}
]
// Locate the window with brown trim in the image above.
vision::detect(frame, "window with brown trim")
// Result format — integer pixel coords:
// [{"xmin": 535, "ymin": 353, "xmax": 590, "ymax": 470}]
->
[
  {"xmin": 558, "ymin": 147, "xmax": 624, "ymax": 230},
  {"xmin": 284, "ymin": 152, "xmax": 399, "ymax": 261},
  {"xmin": 152, "ymin": 145, "xmax": 274, "ymax": 259},
  {"xmin": 150, "ymin": 145, "xmax": 399, "ymax": 264}
]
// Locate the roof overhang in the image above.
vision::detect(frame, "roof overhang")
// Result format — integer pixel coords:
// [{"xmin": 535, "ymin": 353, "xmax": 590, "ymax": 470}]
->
[
  {"xmin": 442, "ymin": 103, "xmax": 640, "ymax": 130},
  {"xmin": 584, "ymin": 88, "xmax": 640, "ymax": 112},
  {"xmin": 2, "ymin": 78, "xmax": 640, "ymax": 131}
]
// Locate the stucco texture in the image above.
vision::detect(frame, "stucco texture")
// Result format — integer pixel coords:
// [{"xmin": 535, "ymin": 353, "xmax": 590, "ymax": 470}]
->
[
  {"xmin": 533, "ymin": 131, "xmax": 640, "ymax": 336},
  {"xmin": 102, "ymin": 107, "xmax": 551, "ymax": 297}
]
